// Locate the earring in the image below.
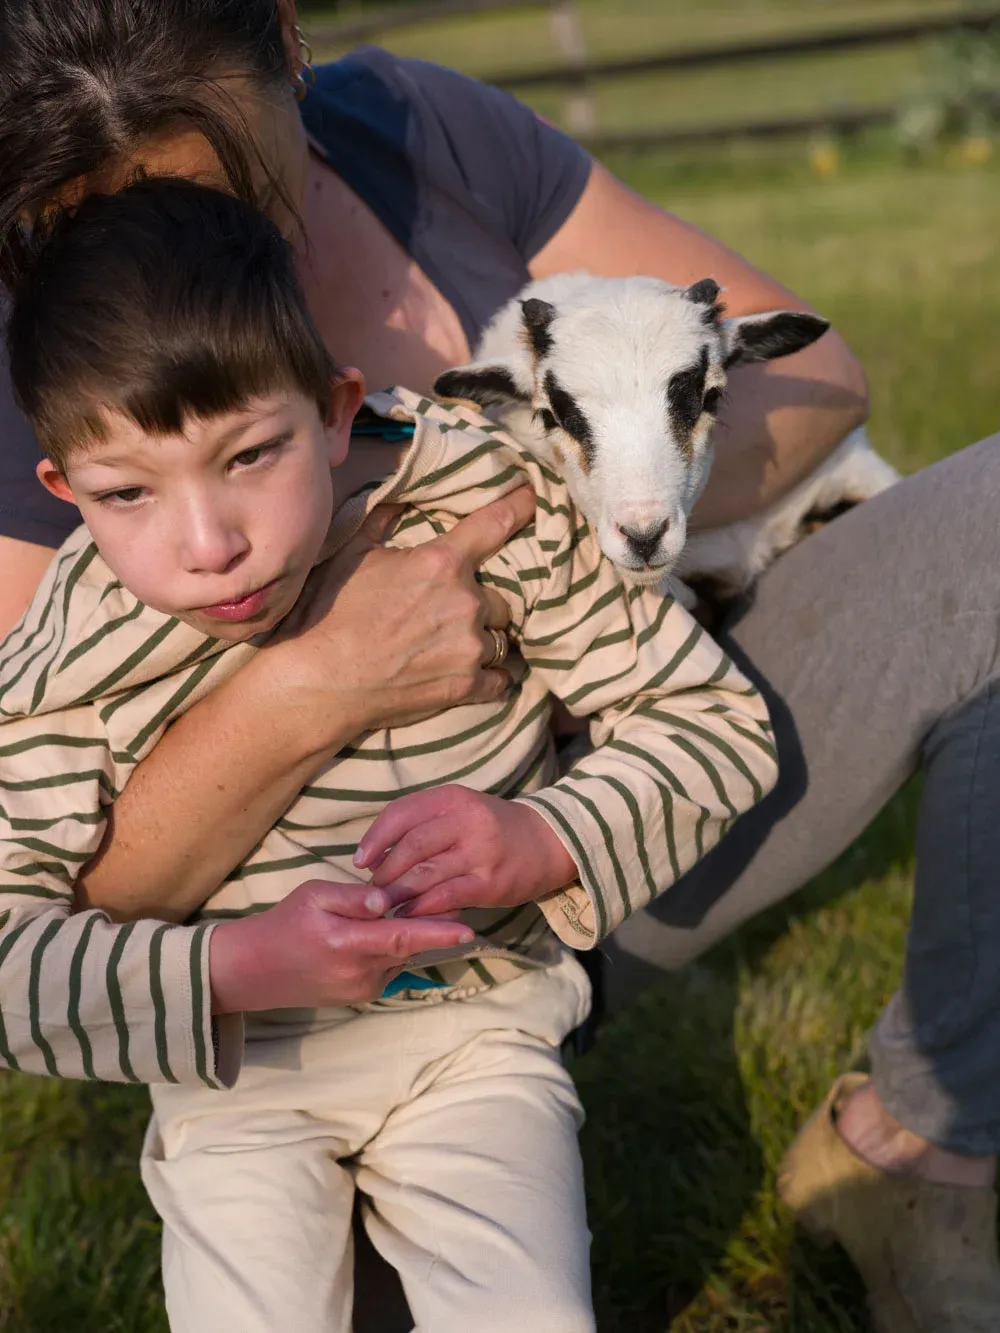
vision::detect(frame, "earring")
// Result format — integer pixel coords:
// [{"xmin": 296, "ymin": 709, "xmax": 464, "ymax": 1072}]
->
[{"xmin": 292, "ymin": 23, "xmax": 316, "ymax": 102}]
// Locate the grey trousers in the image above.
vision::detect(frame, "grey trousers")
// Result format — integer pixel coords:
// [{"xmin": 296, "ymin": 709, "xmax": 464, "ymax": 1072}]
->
[{"xmin": 605, "ymin": 432, "xmax": 1000, "ymax": 1155}]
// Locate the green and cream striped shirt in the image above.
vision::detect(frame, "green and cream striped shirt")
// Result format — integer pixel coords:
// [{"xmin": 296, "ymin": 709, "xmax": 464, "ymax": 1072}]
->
[{"xmin": 0, "ymin": 388, "xmax": 777, "ymax": 1089}]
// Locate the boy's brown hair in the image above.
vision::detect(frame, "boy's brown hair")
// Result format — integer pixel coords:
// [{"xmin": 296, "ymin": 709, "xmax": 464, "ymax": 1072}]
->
[{"xmin": 6, "ymin": 178, "xmax": 339, "ymax": 470}]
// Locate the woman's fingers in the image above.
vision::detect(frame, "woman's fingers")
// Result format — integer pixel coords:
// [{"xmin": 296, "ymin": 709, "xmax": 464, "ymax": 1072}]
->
[
  {"xmin": 339, "ymin": 916, "xmax": 475, "ymax": 957},
  {"xmin": 299, "ymin": 879, "xmax": 391, "ymax": 918},
  {"xmin": 436, "ymin": 486, "xmax": 535, "ymax": 573},
  {"xmin": 480, "ymin": 585, "xmax": 512, "ymax": 630}
]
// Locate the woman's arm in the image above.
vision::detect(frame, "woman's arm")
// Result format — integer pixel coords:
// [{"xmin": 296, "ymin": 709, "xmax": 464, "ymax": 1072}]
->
[
  {"xmin": 530, "ymin": 161, "xmax": 870, "ymax": 530},
  {"xmin": 76, "ymin": 490, "xmax": 535, "ymax": 923},
  {"xmin": 0, "ymin": 534, "xmax": 56, "ymax": 635}
]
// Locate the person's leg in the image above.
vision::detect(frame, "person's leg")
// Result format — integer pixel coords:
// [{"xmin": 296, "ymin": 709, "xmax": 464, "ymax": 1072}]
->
[
  {"xmin": 357, "ymin": 957, "xmax": 594, "ymax": 1333},
  {"xmin": 142, "ymin": 1101, "xmax": 357, "ymax": 1333},
  {"xmin": 600, "ymin": 433, "xmax": 1000, "ymax": 1330},
  {"xmin": 141, "ymin": 1015, "xmax": 399, "ymax": 1333}
]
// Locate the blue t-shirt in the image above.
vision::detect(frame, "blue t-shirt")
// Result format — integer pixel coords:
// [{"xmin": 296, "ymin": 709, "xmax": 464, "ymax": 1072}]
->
[{"xmin": 0, "ymin": 48, "xmax": 591, "ymax": 548}]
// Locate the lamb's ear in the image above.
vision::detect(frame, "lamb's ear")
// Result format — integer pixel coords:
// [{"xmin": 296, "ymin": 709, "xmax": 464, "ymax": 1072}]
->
[
  {"xmin": 724, "ymin": 311, "xmax": 830, "ymax": 368},
  {"xmin": 684, "ymin": 277, "xmax": 721, "ymax": 308},
  {"xmin": 521, "ymin": 298, "xmax": 557, "ymax": 358},
  {"xmin": 433, "ymin": 362, "xmax": 531, "ymax": 409},
  {"xmin": 683, "ymin": 278, "xmax": 725, "ymax": 328}
]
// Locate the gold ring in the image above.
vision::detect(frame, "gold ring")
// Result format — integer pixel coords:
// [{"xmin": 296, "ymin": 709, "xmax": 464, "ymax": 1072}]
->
[{"xmin": 484, "ymin": 627, "xmax": 509, "ymax": 669}]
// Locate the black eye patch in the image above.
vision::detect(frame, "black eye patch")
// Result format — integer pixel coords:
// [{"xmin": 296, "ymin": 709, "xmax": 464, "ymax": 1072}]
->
[
  {"xmin": 543, "ymin": 370, "xmax": 594, "ymax": 466},
  {"xmin": 666, "ymin": 347, "xmax": 709, "ymax": 437}
]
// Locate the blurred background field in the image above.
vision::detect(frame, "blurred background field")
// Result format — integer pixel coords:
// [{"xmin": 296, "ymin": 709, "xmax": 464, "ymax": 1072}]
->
[{"xmin": 4, "ymin": 3, "xmax": 1000, "ymax": 1330}]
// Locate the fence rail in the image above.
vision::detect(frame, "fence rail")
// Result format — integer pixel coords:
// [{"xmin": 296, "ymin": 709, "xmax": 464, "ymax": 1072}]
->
[
  {"xmin": 307, "ymin": 3, "xmax": 1000, "ymax": 150},
  {"xmin": 306, "ymin": 0, "xmax": 545, "ymax": 47},
  {"xmin": 492, "ymin": 5, "xmax": 1000, "ymax": 91}
]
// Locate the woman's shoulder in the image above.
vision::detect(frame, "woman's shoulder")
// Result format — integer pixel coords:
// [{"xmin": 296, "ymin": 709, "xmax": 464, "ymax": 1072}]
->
[{"xmin": 302, "ymin": 47, "xmax": 590, "ymax": 258}]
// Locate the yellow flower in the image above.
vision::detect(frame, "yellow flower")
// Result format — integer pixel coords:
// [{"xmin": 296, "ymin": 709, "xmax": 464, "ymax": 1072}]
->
[
  {"xmin": 809, "ymin": 141, "xmax": 840, "ymax": 178},
  {"xmin": 951, "ymin": 135, "xmax": 993, "ymax": 167}
]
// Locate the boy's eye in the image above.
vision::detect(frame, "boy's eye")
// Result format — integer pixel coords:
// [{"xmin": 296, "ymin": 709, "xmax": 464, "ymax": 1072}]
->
[
  {"xmin": 229, "ymin": 436, "xmax": 289, "ymax": 471},
  {"xmin": 96, "ymin": 486, "xmax": 145, "ymax": 506},
  {"xmin": 232, "ymin": 446, "xmax": 265, "ymax": 468}
]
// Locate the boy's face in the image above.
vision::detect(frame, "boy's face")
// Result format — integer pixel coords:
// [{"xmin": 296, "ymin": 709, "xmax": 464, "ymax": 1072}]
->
[{"xmin": 38, "ymin": 376, "xmax": 364, "ymax": 642}]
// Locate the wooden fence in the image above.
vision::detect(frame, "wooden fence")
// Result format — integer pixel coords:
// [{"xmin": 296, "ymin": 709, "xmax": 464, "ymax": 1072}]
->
[{"xmin": 306, "ymin": 2, "xmax": 1000, "ymax": 151}]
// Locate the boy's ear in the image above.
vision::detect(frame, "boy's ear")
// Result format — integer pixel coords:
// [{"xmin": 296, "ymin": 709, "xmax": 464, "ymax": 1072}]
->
[
  {"xmin": 36, "ymin": 459, "xmax": 75, "ymax": 504},
  {"xmin": 324, "ymin": 367, "xmax": 366, "ymax": 465}
]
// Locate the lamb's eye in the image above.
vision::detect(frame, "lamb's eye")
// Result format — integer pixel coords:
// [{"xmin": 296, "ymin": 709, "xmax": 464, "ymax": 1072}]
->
[
  {"xmin": 703, "ymin": 386, "xmax": 723, "ymax": 414},
  {"xmin": 539, "ymin": 408, "xmax": 558, "ymax": 432}
]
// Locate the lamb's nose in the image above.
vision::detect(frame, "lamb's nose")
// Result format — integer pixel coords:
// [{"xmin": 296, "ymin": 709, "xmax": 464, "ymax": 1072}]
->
[{"xmin": 618, "ymin": 518, "xmax": 670, "ymax": 565}]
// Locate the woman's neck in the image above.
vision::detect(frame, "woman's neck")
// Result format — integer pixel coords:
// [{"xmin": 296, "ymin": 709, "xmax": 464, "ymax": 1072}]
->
[{"xmin": 293, "ymin": 149, "xmax": 470, "ymax": 395}]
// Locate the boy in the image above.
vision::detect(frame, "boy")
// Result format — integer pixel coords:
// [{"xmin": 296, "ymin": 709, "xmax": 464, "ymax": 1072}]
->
[{"xmin": 0, "ymin": 180, "xmax": 776, "ymax": 1331}]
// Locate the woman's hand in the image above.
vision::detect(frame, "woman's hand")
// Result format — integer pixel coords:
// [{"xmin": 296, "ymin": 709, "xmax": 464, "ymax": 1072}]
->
[
  {"xmin": 353, "ymin": 785, "xmax": 578, "ymax": 918},
  {"xmin": 208, "ymin": 880, "xmax": 474, "ymax": 1014},
  {"xmin": 78, "ymin": 487, "xmax": 537, "ymax": 926},
  {"xmin": 261, "ymin": 487, "xmax": 535, "ymax": 745}
]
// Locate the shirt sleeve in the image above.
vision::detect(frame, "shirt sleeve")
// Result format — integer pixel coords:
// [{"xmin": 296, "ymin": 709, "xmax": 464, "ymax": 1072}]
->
[
  {"xmin": 370, "ymin": 49, "xmax": 593, "ymax": 260},
  {"xmin": 0, "ymin": 707, "xmax": 243, "ymax": 1088},
  {"xmin": 484, "ymin": 494, "xmax": 779, "ymax": 949},
  {"xmin": 0, "ymin": 334, "xmax": 81, "ymax": 548}
]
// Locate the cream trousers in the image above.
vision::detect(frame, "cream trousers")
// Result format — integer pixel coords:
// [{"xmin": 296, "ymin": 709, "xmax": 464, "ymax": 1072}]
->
[{"xmin": 141, "ymin": 952, "xmax": 594, "ymax": 1333}]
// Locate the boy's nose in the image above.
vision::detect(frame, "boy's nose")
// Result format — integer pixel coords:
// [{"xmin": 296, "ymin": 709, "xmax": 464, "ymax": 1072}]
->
[{"xmin": 180, "ymin": 515, "xmax": 251, "ymax": 576}]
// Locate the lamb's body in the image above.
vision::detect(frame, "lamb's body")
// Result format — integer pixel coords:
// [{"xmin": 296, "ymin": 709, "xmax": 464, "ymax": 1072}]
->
[
  {"xmin": 678, "ymin": 425, "xmax": 899, "ymax": 595},
  {"xmin": 435, "ymin": 272, "xmax": 897, "ymax": 599}
]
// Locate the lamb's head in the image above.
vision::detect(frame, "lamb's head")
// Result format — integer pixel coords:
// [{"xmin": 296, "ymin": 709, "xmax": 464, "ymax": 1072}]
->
[{"xmin": 434, "ymin": 273, "xmax": 830, "ymax": 584}]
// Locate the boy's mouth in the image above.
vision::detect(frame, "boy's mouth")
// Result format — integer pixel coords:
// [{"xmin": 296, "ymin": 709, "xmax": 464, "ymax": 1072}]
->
[{"xmin": 196, "ymin": 578, "xmax": 281, "ymax": 623}]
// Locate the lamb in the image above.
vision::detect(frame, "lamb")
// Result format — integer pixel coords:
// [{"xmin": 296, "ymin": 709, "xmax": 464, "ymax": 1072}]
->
[{"xmin": 433, "ymin": 271, "xmax": 898, "ymax": 604}]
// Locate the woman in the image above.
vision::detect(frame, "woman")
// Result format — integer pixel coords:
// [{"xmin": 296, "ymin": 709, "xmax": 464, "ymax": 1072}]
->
[{"xmin": 0, "ymin": 2, "xmax": 994, "ymax": 1328}]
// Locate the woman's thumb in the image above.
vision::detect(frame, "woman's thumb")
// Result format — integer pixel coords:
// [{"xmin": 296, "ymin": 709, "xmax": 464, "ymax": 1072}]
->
[{"xmin": 298, "ymin": 880, "xmax": 390, "ymax": 918}]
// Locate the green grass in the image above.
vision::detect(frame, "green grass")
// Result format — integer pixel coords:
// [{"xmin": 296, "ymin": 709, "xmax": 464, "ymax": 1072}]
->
[
  {"xmin": 308, "ymin": 0, "xmax": 993, "ymax": 137},
  {"xmin": 4, "ymin": 85, "xmax": 1000, "ymax": 1333}
]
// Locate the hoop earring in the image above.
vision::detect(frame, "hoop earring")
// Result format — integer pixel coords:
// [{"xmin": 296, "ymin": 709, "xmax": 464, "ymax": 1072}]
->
[{"xmin": 292, "ymin": 23, "xmax": 316, "ymax": 102}]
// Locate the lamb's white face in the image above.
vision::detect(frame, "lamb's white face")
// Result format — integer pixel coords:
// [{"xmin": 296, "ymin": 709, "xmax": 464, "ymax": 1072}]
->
[
  {"xmin": 525, "ymin": 286, "xmax": 726, "ymax": 583},
  {"xmin": 434, "ymin": 273, "xmax": 831, "ymax": 585}
]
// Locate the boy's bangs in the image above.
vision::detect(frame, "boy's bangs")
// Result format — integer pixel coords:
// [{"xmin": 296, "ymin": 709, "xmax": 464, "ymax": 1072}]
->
[
  {"xmin": 7, "ymin": 179, "xmax": 339, "ymax": 468},
  {"xmin": 118, "ymin": 352, "xmax": 322, "ymax": 440}
]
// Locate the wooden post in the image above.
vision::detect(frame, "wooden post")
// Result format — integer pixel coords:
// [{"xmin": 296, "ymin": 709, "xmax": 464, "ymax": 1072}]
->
[{"xmin": 548, "ymin": 0, "xmax": 595, "ymax": 136}]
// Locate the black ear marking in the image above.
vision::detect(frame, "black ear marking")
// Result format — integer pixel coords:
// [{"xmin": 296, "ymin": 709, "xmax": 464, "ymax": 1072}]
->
[
  {"xmin": 433, "ymin": 366, "xmax": 528, "ymax": 408},
  {"xmin": 725, "ymin": 312, "xmax": 830, "ymax": 368},
  {"xmin": 684, "ymin": 278, "xmax": 721, "ymax": 308},
  {"xmin": 521, "ymin": 298, "xmax": 557, "ymax": 358}
]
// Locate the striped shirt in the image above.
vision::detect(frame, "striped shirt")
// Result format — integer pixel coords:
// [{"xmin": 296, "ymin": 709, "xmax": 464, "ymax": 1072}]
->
[{"xmin": 0, "ymin": 388, "xmax": 777, "ymax": 1089}]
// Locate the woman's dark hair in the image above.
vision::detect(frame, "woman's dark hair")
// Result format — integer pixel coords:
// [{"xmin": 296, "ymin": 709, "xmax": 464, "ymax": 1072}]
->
[
  {"xmin": 0, "ymin": 0, "xmax": 294, "ymax": 290},
  {"xmin": 6, "ymin": 178, "xmax": 339, "ymax": 468}
]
